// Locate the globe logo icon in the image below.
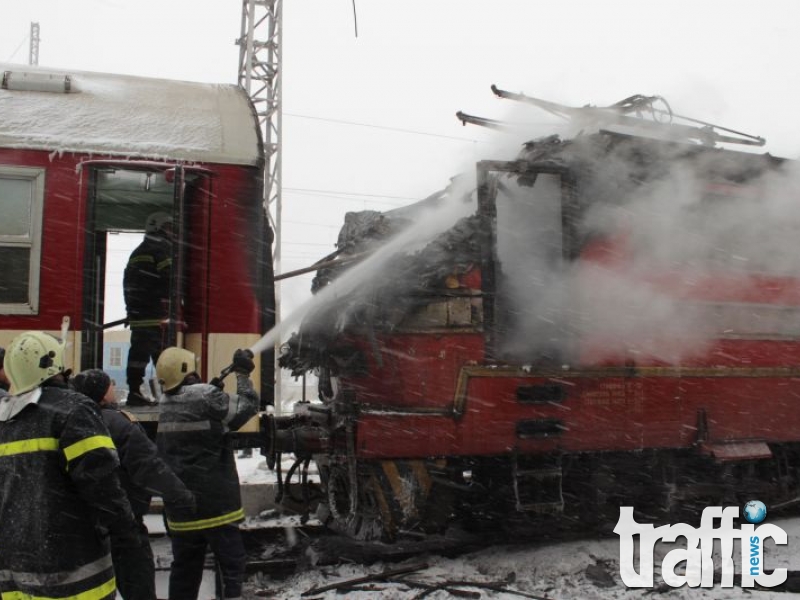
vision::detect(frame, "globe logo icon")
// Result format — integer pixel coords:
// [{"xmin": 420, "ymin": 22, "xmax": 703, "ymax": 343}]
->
[{"xmin": 743, "ymin": 500, "xmax": 767, "ymax": 524}]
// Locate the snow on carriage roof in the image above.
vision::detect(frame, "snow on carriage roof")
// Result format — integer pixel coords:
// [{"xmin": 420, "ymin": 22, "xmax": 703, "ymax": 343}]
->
[{"xmin": 0, "ymin": 63, "xmax": 262, "ymax": 166}]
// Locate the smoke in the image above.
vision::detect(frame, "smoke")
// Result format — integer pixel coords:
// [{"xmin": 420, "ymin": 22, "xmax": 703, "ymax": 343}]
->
[
  {"xmin": 496, "ymin": 142, "xmax": 800, "ymax": 365},
  {"xmin": 254, "ymin": 101, "xmax": 800, "ymax": 373}
]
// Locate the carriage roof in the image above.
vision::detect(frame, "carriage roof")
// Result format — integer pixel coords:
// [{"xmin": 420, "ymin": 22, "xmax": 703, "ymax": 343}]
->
[{"xmin": 0, "ymin": 63, "xmax": 262, "ymax": 167}]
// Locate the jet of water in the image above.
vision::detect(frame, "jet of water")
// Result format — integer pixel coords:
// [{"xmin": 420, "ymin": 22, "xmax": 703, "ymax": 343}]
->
[{"xmin": 250, "ymin": 184, "xmax": 477, "ymax": 356}]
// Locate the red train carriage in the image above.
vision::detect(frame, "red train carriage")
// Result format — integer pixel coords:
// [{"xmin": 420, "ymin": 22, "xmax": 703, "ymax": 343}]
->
[
  {"xmin": 271, "ymin": 95, "xmax": 800, "ymax": 540},
  {"xmin": 0, "ymin": 64, "xmax": 275, "ymax": 409}
]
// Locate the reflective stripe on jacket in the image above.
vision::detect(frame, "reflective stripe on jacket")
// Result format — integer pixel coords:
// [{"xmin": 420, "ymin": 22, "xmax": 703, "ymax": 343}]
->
[
  {"xmin": 123, "ymin": 234, "xmax": 171, "ymax": 325},
  {"xmin": 0, "ymin": 555, "xmax": 115, "ymax": 600},
  {"xmin": 156, "ymin": 374, "xmax": 257, "ymax": 533},
  {"xmin": 0, "ymin": 384, "xmax": 136, "ymax": 600}
]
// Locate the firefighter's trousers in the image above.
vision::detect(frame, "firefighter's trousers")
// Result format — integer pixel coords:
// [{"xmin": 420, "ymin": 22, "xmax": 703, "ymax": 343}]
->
[{"xmin": 168, "ymin": 524, "xmax": 247, "ymax": 600}]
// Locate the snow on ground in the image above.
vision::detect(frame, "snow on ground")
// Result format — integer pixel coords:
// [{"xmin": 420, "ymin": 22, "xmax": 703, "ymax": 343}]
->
[
  {"xmin": 237, "ymin": 452, "xmax": 318, "ymax": 486},
  {"xmin": 248, "ymin": 516, "xmax": 800, "ymax": 599}
]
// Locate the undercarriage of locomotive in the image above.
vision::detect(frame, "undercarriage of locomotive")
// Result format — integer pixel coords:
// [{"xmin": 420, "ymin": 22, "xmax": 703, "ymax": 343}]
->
[
  {"xmin": 326, "ymin": 448, "xmax": 800, "ymax": 542},
  {"xmin": 232, "ymin": 417, "xmax": 800, "ymax": 542}
]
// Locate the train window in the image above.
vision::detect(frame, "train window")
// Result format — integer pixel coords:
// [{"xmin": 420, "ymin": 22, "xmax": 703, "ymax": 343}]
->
[
  {"xmin": 108, "ymin": 346, "xmax": 123, "ymax": 367},
  {"xmin": 0, "ymin": 165, "xmax": 44, "ymax": 314}
]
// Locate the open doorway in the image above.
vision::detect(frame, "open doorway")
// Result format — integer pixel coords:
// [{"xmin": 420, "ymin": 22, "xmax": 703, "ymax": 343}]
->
[
  {"xmin": 81, "ymin": 165, "xmax": 179, "ymax": 400},
  {"xmin": 103, "ymin": 231, "xmax": 151, "ymax": 401}
]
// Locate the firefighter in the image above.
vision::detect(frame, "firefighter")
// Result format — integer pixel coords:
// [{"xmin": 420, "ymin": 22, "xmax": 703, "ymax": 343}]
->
[
  {"xmin": 124, "ymin": 211, "xmax": 174, "ymax": 406},
  {"xmin": 72, "ymin": 368, "xmax": 196, "ymax": 600},
  {"xmin": 0, "ymin": 331, "xmax": 141, "ymax": 600},
  {"xmin": 0, "ymin": 346, "xmax": 8, "ymax": 398},
  {"xmin": 155, "ymin": 346, "xmax": 258, "ymax": 600}
]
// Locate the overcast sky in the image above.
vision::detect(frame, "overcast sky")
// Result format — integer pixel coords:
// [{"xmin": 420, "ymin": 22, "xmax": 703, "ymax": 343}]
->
[{"xmin": 4, "ymin": 0, "xmax": 800, "ymax": 320}]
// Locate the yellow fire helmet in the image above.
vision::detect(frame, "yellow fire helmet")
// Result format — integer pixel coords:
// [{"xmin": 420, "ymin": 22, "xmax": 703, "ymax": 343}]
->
[
  {"xmin": 156, "ymin": 347, "xmax": 197, "ymax": 392},
  {"xmin": 6, "ymin": 331, "xmax": 66, "ymax": 395}
]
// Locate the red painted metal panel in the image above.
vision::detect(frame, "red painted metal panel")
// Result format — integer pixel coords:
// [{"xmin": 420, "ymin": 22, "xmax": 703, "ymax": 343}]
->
[
  {"xmin": 0, "ymin": 148, "xmax": 87, "ymax": 331},
  {"xmin": 344, "ymin": 333, "xmax": 485, "ymax": 409},
  {"xmin": 347, "ymin": 255, "xmax": 800, "ymax": 460},
  {"xmin": 355, "ymin": 370, "xmax": 800, "ymax": 459},
  {"xmin": 204, "ymin": 164, "xmax": 265, "ymax": 334}
]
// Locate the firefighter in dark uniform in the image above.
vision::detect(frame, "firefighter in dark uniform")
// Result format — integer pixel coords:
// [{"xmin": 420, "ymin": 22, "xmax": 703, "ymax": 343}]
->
[
  {"xmin": 155, "ymin": 346, "xmax": 258, "ymax": 600},
  {"xmin": 124, "ymin": 211, "xmax": 173, "ymax": 406},
  {"xmin": 72, "ymin": 368, "xmax": 196, "ymax": 600},
  {"xmin": 0, "ymin": 331, "xmax": 141, "ymax": 600}
]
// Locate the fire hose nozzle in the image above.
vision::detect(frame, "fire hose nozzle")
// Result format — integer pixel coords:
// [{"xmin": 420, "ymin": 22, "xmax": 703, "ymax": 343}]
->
[
  {"xmin": 212, "ymin": 349, "xmax": 255, "ymax": 389},
  {"xmin": 209, "ymin": 364, "xmax": 235, "ymax": 389}
]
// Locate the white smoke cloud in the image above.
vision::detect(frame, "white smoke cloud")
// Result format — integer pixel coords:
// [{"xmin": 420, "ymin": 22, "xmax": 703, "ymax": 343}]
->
[{"xmin": 496, "ymin": 141, "xmax": 800, "ymax": 366}]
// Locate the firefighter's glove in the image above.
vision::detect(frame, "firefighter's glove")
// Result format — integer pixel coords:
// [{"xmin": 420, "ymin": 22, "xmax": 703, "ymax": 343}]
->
[
  {"xmin": 232, "ymin": 349, "xmax": 255, "ymax": 374},
  {"xmin": 164, "ymin": 490, "xmax": 197, "ymax": 524},
  {"xmin": 209, "ymin": 377, "xmax": 225, "ymax": 391},
  {"xmin": 168, "ymin": 491, "xmax": 197, "ymax": 518},
  {"xmin": 110, "ymin": 521, "xmax": 146, "ymax": 550}
]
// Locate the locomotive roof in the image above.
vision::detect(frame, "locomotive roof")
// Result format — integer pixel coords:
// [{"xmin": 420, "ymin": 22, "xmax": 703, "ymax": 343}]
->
[{"xmin": 0, "ymin": 63, "xmax": 262, "ymax": 166}]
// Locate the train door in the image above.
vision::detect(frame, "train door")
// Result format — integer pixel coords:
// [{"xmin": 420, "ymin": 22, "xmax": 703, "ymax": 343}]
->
[
  {"xmin": 477, "ymin": 162, "xmax": 574, "ymax": 364},
  {"xmin": 80, "ymin": 162, "xmax": 211, "ymax": 397}
]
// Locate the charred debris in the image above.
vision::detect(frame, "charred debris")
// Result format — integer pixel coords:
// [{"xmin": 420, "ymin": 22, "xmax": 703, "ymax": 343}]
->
[
  {"xmin": 279, "ymin": 185, "xmax": 488, "ymax": 378},
  {"xmin": 279, "ymin": 87, "xmax": 780, "ymax": 378}
]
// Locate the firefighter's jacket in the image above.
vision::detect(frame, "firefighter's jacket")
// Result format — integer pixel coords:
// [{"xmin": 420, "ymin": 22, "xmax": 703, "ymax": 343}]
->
[
  {"xmin": 123, "ymin": 233, "xmax": 171, "ymax": 328},
  {"xmin": 101, "ymin": 407, "xmax": 195, "ymax": 517},
  {"xmin": 0, "ymin": 382, "xmax": 139, "ymax": 600},
  {"xmin": 156, "ymin": 372, "xmax": 258, "ymax": 533}
]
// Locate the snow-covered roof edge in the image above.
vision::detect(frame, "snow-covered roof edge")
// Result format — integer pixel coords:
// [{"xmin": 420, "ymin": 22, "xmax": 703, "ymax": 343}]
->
[{"xmin": 0, "ymin": 63, "xmax": 263, "ymax": 167}]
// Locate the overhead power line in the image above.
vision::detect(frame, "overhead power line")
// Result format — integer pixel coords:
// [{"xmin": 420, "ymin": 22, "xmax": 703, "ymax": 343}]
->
[
  {"xmin": 283, "ymin": 219, "xmax": 340, "ymax": 228},
  {"xmin": 6, "ymin": 35, "xmax": 28, "ymax": 62},
  {"xmin": 284, "ymin": 186, "xmax": 421, "ymax": 202},
  {"xmin": 284, "ymin": 112, "xmax": 485, "ymax": 143}
]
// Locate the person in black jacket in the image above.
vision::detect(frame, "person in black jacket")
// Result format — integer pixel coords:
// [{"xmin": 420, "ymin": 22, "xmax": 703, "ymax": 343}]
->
[
  {"xmin": 0, "ymin": 331, "xmax": 140, "ymax": 600},
  {"xmin": 155, "ymin": 346, "xmax": 258, "ymax": 600},
  {"xmin": 72, "ymin": 368, "xmax": 196, "ymax": 600},
  {"xmin": 124, "ymin": 211, "xmax": 173, "ymax": 406}
]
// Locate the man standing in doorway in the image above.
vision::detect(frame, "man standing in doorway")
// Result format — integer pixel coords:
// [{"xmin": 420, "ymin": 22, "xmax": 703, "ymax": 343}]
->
[{"xmin": 124, "ymin": 211, "xmax": 173, "ymax": 406}]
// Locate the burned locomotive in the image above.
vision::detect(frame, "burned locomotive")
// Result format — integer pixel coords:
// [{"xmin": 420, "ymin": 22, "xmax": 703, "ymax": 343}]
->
[{"xmin": 246, "ymin": 90, "xmax": 800, "ymax": 540}]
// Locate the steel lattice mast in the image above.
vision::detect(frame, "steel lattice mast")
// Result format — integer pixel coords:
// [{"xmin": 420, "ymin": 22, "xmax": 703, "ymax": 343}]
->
[
  {"xmin": 29, "ymin": 22, "xmax": 40, "ymax": 66},
  {"xmin": 237, "ymin": 0, "xmax": 283, "ymax": 407}
]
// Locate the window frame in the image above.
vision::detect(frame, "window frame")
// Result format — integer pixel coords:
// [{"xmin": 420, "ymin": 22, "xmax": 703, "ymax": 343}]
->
[
  {"xmin": 0, "ymin": 165, "xmax": 45, "ymax": 314},
  {"xmin": 109, "ymin": 346, "xmax": 122, "ymax": 367}
]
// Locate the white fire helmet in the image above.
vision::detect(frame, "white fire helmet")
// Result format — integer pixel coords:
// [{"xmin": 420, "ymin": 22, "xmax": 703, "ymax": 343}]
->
[
  {"xmin": 5, "ymin": 331, "xmax": 66, "ymax": 395},
  {"xmin": 145, "ymin": 211, "xmax": 173, "ymax": 234}
]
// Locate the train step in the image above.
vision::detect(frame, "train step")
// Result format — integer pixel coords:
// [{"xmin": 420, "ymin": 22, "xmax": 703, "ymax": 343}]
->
[{"xmin": 513, "ymin": 466, "xmax": 564, "ymax": 514}]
